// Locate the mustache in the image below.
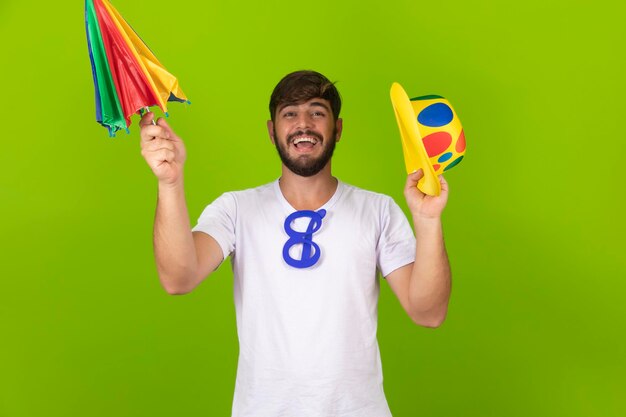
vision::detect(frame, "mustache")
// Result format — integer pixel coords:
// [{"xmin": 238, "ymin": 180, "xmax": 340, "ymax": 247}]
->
[{"xmin": 287, "ymin": 130, "xmax": 323, "ymax": 144}]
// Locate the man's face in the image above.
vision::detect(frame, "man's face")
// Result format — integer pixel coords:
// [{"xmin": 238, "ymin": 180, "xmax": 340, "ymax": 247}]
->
[{"xmin": 268, "ymin": 98, "xmax": 342, "ymax": 177}]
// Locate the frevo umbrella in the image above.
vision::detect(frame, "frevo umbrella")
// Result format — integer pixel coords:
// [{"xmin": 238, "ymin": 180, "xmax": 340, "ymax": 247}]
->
[{"xmin": 85, "ymin": 0, "xmax": 189, "ymax": 136}]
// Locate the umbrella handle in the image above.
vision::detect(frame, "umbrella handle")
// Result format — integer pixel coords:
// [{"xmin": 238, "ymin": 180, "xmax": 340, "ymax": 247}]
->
[{"xmin": 143, "ymin": 107, "xmax": 157, "ymax": 125}]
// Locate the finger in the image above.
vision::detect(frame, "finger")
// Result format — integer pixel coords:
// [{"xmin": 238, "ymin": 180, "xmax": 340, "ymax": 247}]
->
[
  {"xmin": 156, "ymin": 118, "xmax": 181, "ymax": 142},
  {"xmin": 405, "ymin": 169, "xmax": 424, "ymax": 188},
  {"xmin": 146, "ymin": 150, "xmax": 175, "ymax": 171},
  {"xmin": 438, "ymin": 175, "xmax": 449, "ymax": 192},
  {"xmin": 140, "ymin": 124, "xmax": 170, "ymax": 144},
  {"xmin": 143, "ymin": 138, "xmax": 176, "ymax": 153},
  {"xmin": 152, "ymin": 149, "xmax": 176, "ymax": 164},
  {"xmin": 140, "ymin": 111, "xmax": 155, "ymax": 127}
]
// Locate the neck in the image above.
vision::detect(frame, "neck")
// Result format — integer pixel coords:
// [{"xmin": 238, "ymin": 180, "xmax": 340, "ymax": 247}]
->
[{"xmin": 278, "ymin": 163, "xmax": 338, "ymax": 211}]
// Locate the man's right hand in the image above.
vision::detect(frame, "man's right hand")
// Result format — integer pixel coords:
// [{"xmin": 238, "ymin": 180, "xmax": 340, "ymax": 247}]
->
[{"xmin": 140, "ymin": 112, "xmax": 187, "ymax": 186}]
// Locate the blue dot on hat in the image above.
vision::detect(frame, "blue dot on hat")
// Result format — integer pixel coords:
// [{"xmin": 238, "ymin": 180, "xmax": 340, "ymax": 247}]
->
[
  {"xmin": 417, "ymin": 103, "xmax": 454, "ymax": 127},
  {"xmin": 438, "ymin": 152, "xmax": 453, "ymax": 163}
]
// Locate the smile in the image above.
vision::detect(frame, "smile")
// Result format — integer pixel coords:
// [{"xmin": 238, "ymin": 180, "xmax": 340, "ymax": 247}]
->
[{"xmin": 293, "ymin": 136, "xmax": 319, "ymax": 148}]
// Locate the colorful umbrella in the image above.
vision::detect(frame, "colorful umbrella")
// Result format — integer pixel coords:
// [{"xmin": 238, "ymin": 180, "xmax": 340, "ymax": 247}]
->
[{"xmin": 85, "ymin": 0, "xmax": 189, "ymax": 136}]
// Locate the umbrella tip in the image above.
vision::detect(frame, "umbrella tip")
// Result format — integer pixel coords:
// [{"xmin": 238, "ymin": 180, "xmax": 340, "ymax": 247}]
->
[
  {"xmin": 165, "ymin": 112, "xmax": 170, "ymax": 118},
  {"xmin": 126, "ymin": 128, "xmax": 130, "ymax": 134},
  {"xmin": 186, "ymin": 100, "xmax": 192, "ymax": 105}
]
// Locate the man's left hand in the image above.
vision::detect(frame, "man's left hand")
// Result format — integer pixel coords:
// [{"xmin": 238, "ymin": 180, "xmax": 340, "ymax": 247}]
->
[{"xmin": 404, "ymin": 169, "xmax": 449, "ymax": 219}]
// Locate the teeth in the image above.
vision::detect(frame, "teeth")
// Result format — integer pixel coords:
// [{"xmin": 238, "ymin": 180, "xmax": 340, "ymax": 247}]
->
[{"xmin": 294, "ymin": 137, "xmax": 317, "ymax": 145}]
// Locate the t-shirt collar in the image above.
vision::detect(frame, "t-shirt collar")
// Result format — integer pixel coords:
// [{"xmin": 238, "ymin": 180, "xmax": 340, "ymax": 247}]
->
[{"xmin": 273, "ymin": 178, "xmax": 345, "ymax": 214}]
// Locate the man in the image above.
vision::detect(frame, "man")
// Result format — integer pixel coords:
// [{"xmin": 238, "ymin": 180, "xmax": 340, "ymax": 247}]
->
[{"xmin": 140, "ymin": 70, "xmax": 451, "ymax": 417}]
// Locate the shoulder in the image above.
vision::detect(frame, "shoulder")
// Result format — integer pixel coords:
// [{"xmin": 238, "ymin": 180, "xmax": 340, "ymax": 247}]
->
[
  {"xmin": 339, "ymin": 180, "xmax": 397, "ymax": 209},
  {"xmin": 220, "ymin": 180, "xmax": 277, "ymax": 202},
  {"xmin": 334, "ymin": 181, "xmax": 409, "ymax": 228},
  {"xmin": 195, "ymin": 181, "xmax": 279, "ymax": 227},
  {"xmin": 208, "ymin": 181, "xmax": 280, "ymax": 219}
]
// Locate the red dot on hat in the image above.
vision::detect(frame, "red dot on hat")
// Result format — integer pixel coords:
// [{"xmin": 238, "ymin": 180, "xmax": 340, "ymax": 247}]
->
[
  {"xmin": 423, "ymin": 131, "xmax": 452, "ymax": 157},
  {"xmin": 456, "ymin": 130, "xmax": 466, "ymax": 153}
]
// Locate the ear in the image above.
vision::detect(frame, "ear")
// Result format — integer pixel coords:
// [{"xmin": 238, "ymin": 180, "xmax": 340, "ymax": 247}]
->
[
  {"xmin": 267, "ymin": 120, "xmax": 275, "ymax": 145},
  {"xmin": 334, "ymin": 118, "xmax": 343, "ymax": 143}
]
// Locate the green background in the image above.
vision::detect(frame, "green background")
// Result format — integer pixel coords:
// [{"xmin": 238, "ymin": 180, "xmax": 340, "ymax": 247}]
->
[{"xmin": 1, "ymin": 0, "xmax": 624, "ymax": 416}]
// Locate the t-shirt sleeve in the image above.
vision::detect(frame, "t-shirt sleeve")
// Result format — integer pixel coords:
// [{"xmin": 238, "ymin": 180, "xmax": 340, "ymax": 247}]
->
[
  {"xmin": 191, "ymin": 192, "xmax": 237, "ymax": 260},
  {"xmin": 376, "ymin": 197, "xmax": 416, "ymax": 277}
]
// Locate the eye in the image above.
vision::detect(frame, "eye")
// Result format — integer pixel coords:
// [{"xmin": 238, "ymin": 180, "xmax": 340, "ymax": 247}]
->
[
  {"xmin": 312, "ymin": 111, "xmax": 326, "ymax": 118},
  {"xmin": 282, "ymin": 111, "xmax": 296, "ymax": 118}
]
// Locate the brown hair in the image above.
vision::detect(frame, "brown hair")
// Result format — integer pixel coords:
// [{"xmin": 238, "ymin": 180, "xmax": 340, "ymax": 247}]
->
[{"xmin": 269, "ymin": 70, "xmax": 342, "ymax": 122}]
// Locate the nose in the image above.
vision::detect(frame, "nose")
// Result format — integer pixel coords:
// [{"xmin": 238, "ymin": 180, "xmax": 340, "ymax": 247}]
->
[{"xmin": 295, "ymin": 112, "xmax": 313, "ymax": 130}]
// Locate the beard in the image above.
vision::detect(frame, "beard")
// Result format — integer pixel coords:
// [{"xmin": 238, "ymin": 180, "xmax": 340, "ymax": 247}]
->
[{"xmin": 274, "ymin": 127, "xmax": 337, "ymax": 177}]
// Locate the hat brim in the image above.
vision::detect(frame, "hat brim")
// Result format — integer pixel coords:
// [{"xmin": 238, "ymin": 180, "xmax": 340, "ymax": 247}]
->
[{"xmin": 390, "ymin": 82, "xmax": 441, "ymax": 196}]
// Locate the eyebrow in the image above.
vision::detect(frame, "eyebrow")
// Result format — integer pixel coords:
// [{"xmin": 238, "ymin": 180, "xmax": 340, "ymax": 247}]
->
[
  {"xmin": 278, "ymin": 101, "xmax": 331, "ymax": 113},
  {"xmin": 309, "ymin": 101, "xmax": 331, "ymax": 112}
]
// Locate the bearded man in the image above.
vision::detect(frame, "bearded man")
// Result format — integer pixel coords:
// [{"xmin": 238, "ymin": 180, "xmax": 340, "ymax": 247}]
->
[{"xmin": 140, "ymin": 70, "xmax": 451, "ymax": 417}]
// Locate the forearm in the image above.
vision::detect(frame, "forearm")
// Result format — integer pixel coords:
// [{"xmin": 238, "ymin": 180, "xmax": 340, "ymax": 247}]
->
[
  {"xmin": 408, "ymin": 216, "xmax": 451, "ymax": 326},
  {"xmin": 153, "ymin": 178, "xmax": 198, "ymax": 293}
]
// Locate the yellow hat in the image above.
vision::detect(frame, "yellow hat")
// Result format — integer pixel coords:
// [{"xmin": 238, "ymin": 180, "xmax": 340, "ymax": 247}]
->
[{"xmin": 390, "ymin": 82, "xmax": 465, "ymax": 196}]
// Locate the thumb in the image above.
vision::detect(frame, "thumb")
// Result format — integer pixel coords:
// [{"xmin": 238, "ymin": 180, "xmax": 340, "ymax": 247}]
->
[
  {"xmin": 406, "ymin": 169, "xmax": 424, "ymax": 187},
  {"xmin": 140, "ymin": 111, "xmax": 155, "ymax": 127},
  {"xmin": 405, "ymin": 169, "xmax": 425, "ymax": 196}
]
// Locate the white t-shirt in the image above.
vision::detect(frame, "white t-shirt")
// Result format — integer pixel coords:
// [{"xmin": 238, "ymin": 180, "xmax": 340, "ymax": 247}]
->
[{"xmin": 192, "ymin": 179, "xmax": 416, "ymax": 417}]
